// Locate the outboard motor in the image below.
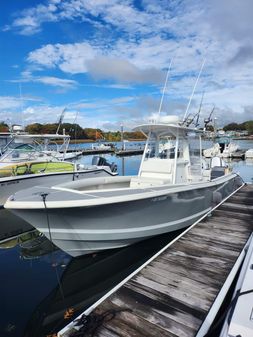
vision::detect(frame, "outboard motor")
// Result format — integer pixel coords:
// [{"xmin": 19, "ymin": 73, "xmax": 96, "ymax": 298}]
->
[
  {"xmin": 92, "ymin": 156, "xmax": 117, "ymax": 173},
  {"xmin": 92, "ymin": 155, "xmax": 107, "ymax": 166},
  {"xmin": 219, "ymin": 142, "xmax": 225, "ymax": 153},
  {"xmin": 109, "ymin": 162, "xmax": 117, "ymax": 173}
]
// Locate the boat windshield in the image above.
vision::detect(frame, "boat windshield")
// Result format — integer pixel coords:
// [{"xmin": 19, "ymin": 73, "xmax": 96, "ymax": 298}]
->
[
  {"xmin": 188, "ymin": 133, "xmax": 203, "ymax": 178},
  {"xmin": 0, "ymin": 144, "xmax": 56, "ymax": 163},
  {"xmin": 144, "ymin": 133, "xmax": 183, "ymax": 160},
  {"xmin": 141, "ymin": 129, "xmax": 204, "ymax": 184}
]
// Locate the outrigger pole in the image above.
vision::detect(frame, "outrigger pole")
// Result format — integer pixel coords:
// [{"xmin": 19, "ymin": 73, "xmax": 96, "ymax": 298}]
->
[
  {"xmin": 182, "ymin": 58, "xmax": 206, "ymax": 125},
  {"xmin": 56, "ymin": 107, "xmax": 66, "ymax": 134}
]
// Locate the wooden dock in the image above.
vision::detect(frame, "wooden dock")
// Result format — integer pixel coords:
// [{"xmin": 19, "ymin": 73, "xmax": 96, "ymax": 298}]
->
[
  {"xmin": 65, "ymin": 148, "xmax": 144, "ymax": 156},
  {"xmin": 81, "ymin": 148, "xmax": 114, "ymax": 155},
  {"xmin": 59, "ymin": 184, "xmax": 253, "ymax": 337},
  {"xmin": 115, "ymin": 149, "xmax": 144, "ymax": 156}
]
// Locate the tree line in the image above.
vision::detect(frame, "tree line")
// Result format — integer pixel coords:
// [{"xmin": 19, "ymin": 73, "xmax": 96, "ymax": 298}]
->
[
  {"xmin": 223, "ymin": 121, "xmax": 253, "ymax": 134},
  {"xmin": 0, "ymin": 122, "xmax": 145, "ymax": 141},
  {"xmin": 0, "ymin": 120, "xmax": 252, "ymax": 139}
]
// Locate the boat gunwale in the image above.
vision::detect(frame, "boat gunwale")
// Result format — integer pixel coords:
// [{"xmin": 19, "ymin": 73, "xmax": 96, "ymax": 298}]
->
[{"xmin": 4, "ymin": 172, "xmax": 240, "ymax": 210}]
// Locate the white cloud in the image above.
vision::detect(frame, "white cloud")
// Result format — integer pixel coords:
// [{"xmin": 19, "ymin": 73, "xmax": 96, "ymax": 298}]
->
[
  {"xmin": 10, "ymin": 74, "xmax": 78, "ymax": 90},
  {"xmin": 27, "ymin": 42, "xmax": 164, "ymax": 84},
  {"xmin": 4, "ymin": 0, "xmax": 253, "ymax": 126},
  {"xmin": 34, "ymin": 76, "xmax": 77, "ymax": 88},
  {"xmin": 10, "ymin": 1, "xmax": 59, "ymax": 35},
  {"xmin": 22, "ymin": 105, "xmax": 64, "ymax": 124},
  {"xmin": 27, "ymin": 42, "xmax": 95, "ymax": 73},
  {"xmin": 0, "ymin": 96, "xmax": 42, "ymax": 125},
  {"xmin": 0, "ymin": 96, "xmax": 23, "ymax": 110}
]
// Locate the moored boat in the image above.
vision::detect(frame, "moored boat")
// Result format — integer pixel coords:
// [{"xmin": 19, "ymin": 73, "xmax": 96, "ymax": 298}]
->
[
  {"xmin": 203, "ymin": 136, "xmax": 239, "ymax": 158},
  {"xmin": 0, "ymin": 155, "xmax": 117, "ymax": 208},
  {"xmin": 4, "ymin": 115, "xmax": 243, "ymax": 257},
  {"xmin": 0, "ymin": 132, "xmax": 82, "ymax": 162},
  {"xmin": 219, "ymin": 234, "xmax": 253, "ymax": 337},
  {"xmin": 245, "ymin": 148, "xmax": 253, "ymax": 159}
]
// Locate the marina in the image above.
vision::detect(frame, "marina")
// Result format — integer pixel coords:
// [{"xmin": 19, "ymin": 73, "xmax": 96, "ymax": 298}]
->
[
  {"xmin": 59, "ymin": 183, "xmax": 253, "ymax": 337},
  {"xmin": 4, "ymin": 116, "xmax": 244, "ymax": 257},
  {"xmin": 2, "ymin": 1, "xmax": 253, "ymax": 337},
  {"xmin": 0, "ymin": 138, "xmax": 252, "ymax": 337},
  {"xmin": 65, "ymin": 143, "xmax": 253, "ymax": 159}
]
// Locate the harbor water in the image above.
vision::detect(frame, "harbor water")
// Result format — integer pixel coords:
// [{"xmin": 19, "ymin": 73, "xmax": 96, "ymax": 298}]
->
[{"xmin": 0, "ymin": 140, "xmax": 252, "ymax": 337}]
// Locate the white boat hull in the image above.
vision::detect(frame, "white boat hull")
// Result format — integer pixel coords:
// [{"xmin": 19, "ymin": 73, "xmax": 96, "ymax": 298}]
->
[{"xmin": 245, "ymin": 149, "xmax": 253, "ymax": 159}]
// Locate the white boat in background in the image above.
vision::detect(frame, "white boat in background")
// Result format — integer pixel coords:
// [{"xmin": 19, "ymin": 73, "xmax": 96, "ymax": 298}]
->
[
  {"xmin": 91, "ymin": 143, "xmax": 113, "ymax": 151},
  {"xmin": 0, "ymin": 138, "xmax": 83, "ymax": 177},
  {"xmin": 203, "ymin": 136, "xmax": 239, "ymax": 158},
  {"xmin": 219, "ymin": 233, "xmax": 253, "ymax": 337},
  {"xmin": 199, "ymin": 233, "xmax": 253, "ymax": 337},
  {"xmin": 0, "ymin": 132, "xmax": 12, "ymax": 154},
  {"xmin": 0, "ymin": 132, "xmax": 82, "ymax": 162},
  {"xmin": 4, "ymin": 115, "xmax": 243, "ymax": 257},
  {"xmin": 0, "ymin": 124, "xmax": 27, "ymax": 155},
  {"xmin": 245, "ymin": 149, "xmax": 253, "ymax": 159},
  {"xmin": 203, "ymin": 143, "xmax": 220, "ymax": 158},
  {"xmin": 0, "ymin": 155, "xmax": 117, "ymax": 208},
  {"xmin": 0, "ymin": 143, "xmax": 60, "ymax": 175}
]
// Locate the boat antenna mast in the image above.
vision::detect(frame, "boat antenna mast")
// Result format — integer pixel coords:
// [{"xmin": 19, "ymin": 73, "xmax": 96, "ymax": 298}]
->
[
  {"xmin": 19, "ymin": 83, "xmax": 25, "ymax": 130},
  {"xmin": 182, "ymin": 58, "xmax": 206, "ymax": 126},
  {"xmin": 56, "ymin": 107, "xmax": 66, "ymax": 134},
  {"xmin": 158, "ymin": 58, "xmax": 173, "ymax": 117},
  {"xmin": 70, "ymin": 111, "xmax": 79, "ymax": 150}
]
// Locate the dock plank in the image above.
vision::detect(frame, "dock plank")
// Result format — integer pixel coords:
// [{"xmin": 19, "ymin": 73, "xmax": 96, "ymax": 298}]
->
[
  {"xmin": 97, "ymin": 299, "xmax": 178, "ymax": 337},
  {"xmin": 212, "ymin": 210, "xmax": 253, "ymax": 223},
  {"xmin": 108, "ymin": 293, "xmax": 197, "ymax": 337},
  {"xmin": 110, "ymin": 286, "xmax": 202, "ymax": 330}
]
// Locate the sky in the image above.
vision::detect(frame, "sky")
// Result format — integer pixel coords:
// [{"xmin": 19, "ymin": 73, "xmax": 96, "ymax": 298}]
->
[{"xmin": 0, "ymin": 0, "xmax": 253, "ymax": 131}]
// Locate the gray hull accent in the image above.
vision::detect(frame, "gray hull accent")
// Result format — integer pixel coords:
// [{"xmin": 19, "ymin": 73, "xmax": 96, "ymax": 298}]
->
[{"xmin": 9, "ymin": 175, "xmax": 240, "ymax": 257}]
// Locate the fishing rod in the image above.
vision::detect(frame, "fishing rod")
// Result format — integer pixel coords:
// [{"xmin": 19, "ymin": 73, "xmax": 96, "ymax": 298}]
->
[
  {"xmin": 204, "ymin": 105, "xmax": 215, "ymax": 130},
  {"xmin": 194, "ymin": 91, "xmax": 204, "ymax": 127},
  {"xmin": 185, "ymin": 91, "xmax": 205, "ymax": 127},
  {"xmin": 56, "ymin": 107, "xmax": 66, "ymax": 134}
]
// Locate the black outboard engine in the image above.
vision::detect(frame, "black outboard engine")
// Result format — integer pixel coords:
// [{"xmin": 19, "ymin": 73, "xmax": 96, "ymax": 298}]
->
[
  {"xmin": 92, "ymin": 155, "xmax": 107, "ymax": 166},
  {"xmin": 92, "ymin": 156, "xmax": 117, "ymax": 173},
  {"xmin": 109, "ymin": 162, "xmax": 117, "ymax": 173}
]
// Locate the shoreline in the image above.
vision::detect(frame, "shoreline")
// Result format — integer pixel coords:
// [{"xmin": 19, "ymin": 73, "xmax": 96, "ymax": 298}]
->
[{"xmin": 68, "ymin": 139, "xmax": 146, "ymax": 144}]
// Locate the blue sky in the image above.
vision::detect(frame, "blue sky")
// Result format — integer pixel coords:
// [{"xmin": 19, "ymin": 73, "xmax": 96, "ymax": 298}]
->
[{"xmin": 1, "ymin": 0, "xmax": 253, "ymax": 131}]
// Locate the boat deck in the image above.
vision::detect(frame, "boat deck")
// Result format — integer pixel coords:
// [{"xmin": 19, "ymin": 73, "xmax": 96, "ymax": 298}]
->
[{"xmin": 59, "ymin": 184, "xmax": 253, "ymax": 337}]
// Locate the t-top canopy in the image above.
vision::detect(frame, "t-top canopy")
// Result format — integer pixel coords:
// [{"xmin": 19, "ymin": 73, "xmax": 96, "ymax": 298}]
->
[{"xmin": 132, "ymin": 115, "xmax": 203, "ymax": 138}]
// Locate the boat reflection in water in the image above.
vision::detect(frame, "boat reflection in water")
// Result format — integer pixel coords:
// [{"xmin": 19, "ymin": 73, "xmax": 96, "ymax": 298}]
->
[
  {"xmin": 0, "ymin": 222, "xmax": 183, "ymax": 337},
  {"xmin": 0, "ymin": 209, "xmax": 33, "ymax": 241}
]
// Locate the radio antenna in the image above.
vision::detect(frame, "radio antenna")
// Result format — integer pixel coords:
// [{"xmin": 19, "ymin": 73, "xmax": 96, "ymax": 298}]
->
[{"xmin": 158, "ymin": 58, "xmax": 173, "ymax": 116}]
